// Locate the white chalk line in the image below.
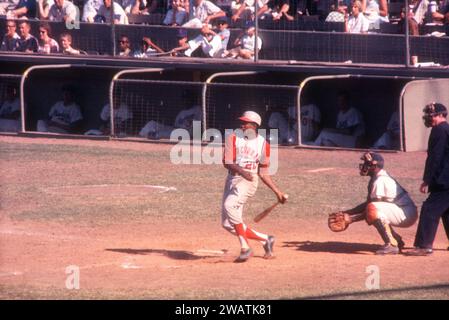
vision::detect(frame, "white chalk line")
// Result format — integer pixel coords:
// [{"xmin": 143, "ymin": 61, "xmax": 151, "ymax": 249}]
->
[
  {"xmin": 0, "ymin": 271, "xmax": 23, "ymax": 277},
  {"xmin": 0, "ymin": 229, "xmax": 84, "ymax": 241},
  {"xmin": 43, "ymin": 184, "xmax": 177, "ymax": 194},
  {"xmin": 306, "ymin": 167, "xmax": 335, "ymax": 173}
]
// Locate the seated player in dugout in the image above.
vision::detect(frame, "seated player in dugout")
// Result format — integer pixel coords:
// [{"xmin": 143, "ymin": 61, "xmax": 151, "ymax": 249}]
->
[
  {"xmin": 313, "ymin": 91, "xmax": 365, "ymax": 148},
  {"xmin": 37, "ymin": 85, "xmax": 83, "ymax": 134},
  {"xmin": 268, "ymin": 99, "xmax": 321, "ymax": 145},
  {"xmin": 328, "ymin": 152, "xmax": 418, "ymax": 255},
  {"xmin": 0, "ymin": 84, "xmax": 21, "ymax": 132}
]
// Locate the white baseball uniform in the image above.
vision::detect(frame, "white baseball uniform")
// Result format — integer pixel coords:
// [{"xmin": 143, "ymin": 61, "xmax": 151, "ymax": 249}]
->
[
  {"xmin": 139, "ymin": 105, "xmax": 202, "ymax": 139},
  {"xmin": 314, "ymin": 107, "xmax": 365, "ymax": 148},
  {"xmin": 221, "ymin": 130, "xmax": 270, "ymax": 232},
  {"xmin": 300, "ymin": 104, "xmax": 321, "ymax": 143},
  {"xmin": 372, "ymin": 111, "xmax": 400, "ymax": 149},
  {"xmin": 368, "ymin": 169, "xmax": 417, "ymax": 227},
  {"xmin": 0, "ymin": 97, "xmax": 21, "ymax": 132},
  {"xmin": 37, "ymin": 101, "xmax": 83, "ymax": 134}
]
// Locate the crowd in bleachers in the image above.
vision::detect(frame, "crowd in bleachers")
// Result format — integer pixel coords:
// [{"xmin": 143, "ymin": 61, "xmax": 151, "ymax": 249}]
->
[{"xmin": 0, "ymin": 0, "xmax": 448, "ymax": 60}]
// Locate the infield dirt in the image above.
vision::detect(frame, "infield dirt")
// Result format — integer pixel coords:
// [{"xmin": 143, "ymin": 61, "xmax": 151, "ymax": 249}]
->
[{"xmin": 1, "ymin": 135, "xmax": 448, "ymax": 299}]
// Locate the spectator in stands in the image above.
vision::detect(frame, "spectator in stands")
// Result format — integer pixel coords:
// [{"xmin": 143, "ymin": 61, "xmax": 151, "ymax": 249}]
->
[
  {"xmin": 0, "ymin": 84, "xmax": 21, "ymax": 132},
  {"xmin": 49, "ymin": 0, "xmax": 78, "ymax": 23},
  {"xmin": 37, "ymin": 0, "xmax": 55, "ymax": 19},
  {"xmin": 163, "ymin": 0, "xmax": 189, "ymax": 26},
  {"xmin": 37, "ymin": 85, "xmax": 83, "ymax": 134},
  {"xmin": 139, "ymin": 93, "xmax": 202, "ymax": 139},
  {"xmin": 82, "ymin": 0, "xmax": 103, "ymax": 22},
  {"xmin": 17, "ymin": 20, "xmax": 38, "ymax": 53},
  {"xmin": 404, "ymin": 0, "xmax": 429, "ymax": 35},
  {"xmin": 231, "ymin": 0, "xmax": 270, "ymax": 22},
  {"xmin": 216, "ymin": 17, "xmax": 230, "ymax": 52},
  {"xmin": 362, "ymin": 0, "xmax": 389, "ymax": 30},
  {"xmin": 97, "ymin": 0, "xmax": 129, "ymax": 24},
  {"xmin": 59, "ymin": 32, "xmax": 83, "ymax": 55},
  {"xmin": 182, "ymin": 0, "xmax": 226, "ymax": 28},
  {"xmin": 118, "ymin": 35, "xmax": 132, "ymax": 56},
  {"xmin": 84, "ymin": 100, "xmax": 133, "ymax": 136},
  {"xmin": 0, "ymin": 0, "xmax": 18, "ymax": 16},
  {"xmin": 118, "ymin": 0, "xmax": 138, "ymax": 13},
  {"xmin": 372, "ymin": 110, "xmax": 400, "ymax": 150},
  {"xmin": 170, "ymin": 27, "xmax": 189, "ymax": 56},
  {"xmin": 216, "ymin": 0, "xmax": 233, "ymax": 14},
  {"xmin": 269, "ymin": 0, "xmax": 295, "ymax": 21},
  {"xmin": 225, "ymin": 22, "xmax": 262, "ymax": 59},
  {"xmin": 0, "ymin": 20, "xmax": 20, "ymax": 52},
  {"xmin": 131, "ymin": 0, "xmax": 161, "ymax": 14},
  {"xmin": 172, "ymin": 24, "xmax": 224, "ymax": 57},
  {"xmin": 37, "ymin": 22, "xmax": 59, "ymax": 54},
  {"xmin": 344, "ymin": 0, "xmax": 370, "ymax": 33},
  {"xmin": 313, "ymin": 91, "xmax": 365, "ymax": 148},
  {"xmin": 4, "ymin": 0, "xmax": 36, "ymax": 19},
  {"xmin": 431, "ymin": 0, "xmax": 449, "ymax": 23},
  {"xmin": 325, "ymin": 3, "xmax": 346, "ymax": 22},
  {"xmin": 133, "ymin": 36, "xmax": 165, "ymax": 57}
]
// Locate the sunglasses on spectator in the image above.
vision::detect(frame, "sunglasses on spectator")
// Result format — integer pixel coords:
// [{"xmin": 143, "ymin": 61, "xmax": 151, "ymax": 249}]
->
[
  {"xmin": 7, "ymin": 25, "xmax": 16, "ymax": 28},
  {"xmin": 119, "ymin": 40, "xmax": 128, "ymax": 43},
  {"xmin": 40, "ymin": 30, "xmax": 47, "ymax": 34}
]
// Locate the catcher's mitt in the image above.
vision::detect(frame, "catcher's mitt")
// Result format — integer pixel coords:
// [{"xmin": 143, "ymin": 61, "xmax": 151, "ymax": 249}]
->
[{"xmin": 328, "ymin": 212, "xmax": 350, "ymax": 232}]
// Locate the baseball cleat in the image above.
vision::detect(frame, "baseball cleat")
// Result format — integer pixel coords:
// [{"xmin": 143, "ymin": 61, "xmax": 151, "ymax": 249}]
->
[
  {"xmin": 404, "ymin": 247, "xmax": 433, "ymax": 256},
  {"xmin": 234, "ymin": 248, "xmax": 253, "ymax": 263},
  {"xmin": 263, "ymin": 236, "xmax": 275, "ymax": 259},
  {"xmin": 375, "ymin": 243, "xmax": 399, "ymax": 255}
]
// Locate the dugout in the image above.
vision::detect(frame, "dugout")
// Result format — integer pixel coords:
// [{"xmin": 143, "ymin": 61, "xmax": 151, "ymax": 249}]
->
[
  {"xmin": 298, "ymin": 75, "xmax": 429, "ymax": 151},
  {"xmin": 21, "ymin": 65, "xmax": 121, "ymax": 134},
  {"xmin": 401, "ymin": 78, "xmax": 449, "ymax": 152}
]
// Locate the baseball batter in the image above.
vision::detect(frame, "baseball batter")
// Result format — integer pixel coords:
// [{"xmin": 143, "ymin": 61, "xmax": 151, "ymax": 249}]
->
[
  {"xmin": 328, "ymin": 152, "xmax": 418, "ymax": 255},
  {"xmin": 222, "ymin": 111, "xmax": 288, "ymax": 262}
]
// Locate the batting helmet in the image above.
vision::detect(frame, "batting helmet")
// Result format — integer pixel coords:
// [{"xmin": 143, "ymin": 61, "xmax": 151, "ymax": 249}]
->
[{"xmin": 359, "ymin": 152, "xmax": 384, "ymax": 176}]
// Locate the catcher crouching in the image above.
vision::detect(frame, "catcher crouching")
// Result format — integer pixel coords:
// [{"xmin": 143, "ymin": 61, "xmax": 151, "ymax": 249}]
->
[{"xmin": 328, "ymin": 152, "xmax": 418, "ymax": 255}]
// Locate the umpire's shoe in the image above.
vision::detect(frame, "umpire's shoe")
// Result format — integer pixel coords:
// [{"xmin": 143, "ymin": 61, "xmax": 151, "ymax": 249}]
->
[
  {"xmin": 404, "ymin": 247, "xmax": 433, "ymax": 256},
  {"xmin": 375, "ymin": 243, "xmax": 399, "ymax": 255},
  {"xmin": 234, "ymin": 248, "xmax": 253, "ymax": 263},
  {"xmin": 263, "ymin": 236, "xmax": 275, "ymax": 259}
]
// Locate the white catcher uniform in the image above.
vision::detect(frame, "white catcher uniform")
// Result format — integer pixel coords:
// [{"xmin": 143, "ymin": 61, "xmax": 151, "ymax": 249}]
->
[
  {"xmin": 221, "ymin": 129, "xmax": 270, "ymax": 233},
  {"xmin": 368, "ymin": 169, "xmax": 418, "ymax": 228}
]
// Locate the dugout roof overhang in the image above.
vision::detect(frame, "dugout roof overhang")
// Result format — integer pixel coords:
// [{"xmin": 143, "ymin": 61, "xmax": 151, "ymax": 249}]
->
[{"xmin": 1, "ymin": 53, "xmax": 449, "ymax": 79}]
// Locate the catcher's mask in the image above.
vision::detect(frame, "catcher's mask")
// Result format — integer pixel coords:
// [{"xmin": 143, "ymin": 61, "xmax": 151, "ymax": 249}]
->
[
  {"xmin": 359, "ymin": 152, "xmax": 384, "ymax": 176},
  {"xmin": 422, "ymin": 102, "xmax": 448, "ymax": 128}
]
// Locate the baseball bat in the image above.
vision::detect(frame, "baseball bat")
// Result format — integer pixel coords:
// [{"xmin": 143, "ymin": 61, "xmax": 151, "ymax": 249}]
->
[
  {"xmin": 254, "ymin": 202, "xmax": 280, "ymax": 223},
  {"xmin": 253, "ymin": 194, "xmax": 288, "ymax": 223}
]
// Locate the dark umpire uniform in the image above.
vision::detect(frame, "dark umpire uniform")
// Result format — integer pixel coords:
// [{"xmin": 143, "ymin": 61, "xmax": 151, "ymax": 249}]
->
[{"xmin": 411, "ymin": 103, "xmax": 449, "ymax": 255}]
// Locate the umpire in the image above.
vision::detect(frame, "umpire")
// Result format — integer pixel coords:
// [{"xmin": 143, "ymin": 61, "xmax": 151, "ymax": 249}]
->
[{"xmin": 408, "ymin": 102, "xmax": 449, "ymax": 256}]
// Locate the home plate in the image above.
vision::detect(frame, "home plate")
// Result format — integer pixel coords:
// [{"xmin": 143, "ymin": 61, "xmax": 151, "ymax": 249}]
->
[{"xmin": 195, "ymin": 249, "xmax": 228, "ymax": 256}]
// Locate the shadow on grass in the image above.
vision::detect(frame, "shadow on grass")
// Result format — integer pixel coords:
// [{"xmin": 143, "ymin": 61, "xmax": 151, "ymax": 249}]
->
[
  {"xmin": 283, "ymin": 241, "xmax": 380, "ymax": 255},
  {"xmin": 298, "ymin": 283, "xmax": 449, "ymax": 300},
  {"xmin": 105, "ymin": 248, "xmax": 203, "ymax": 260}
]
